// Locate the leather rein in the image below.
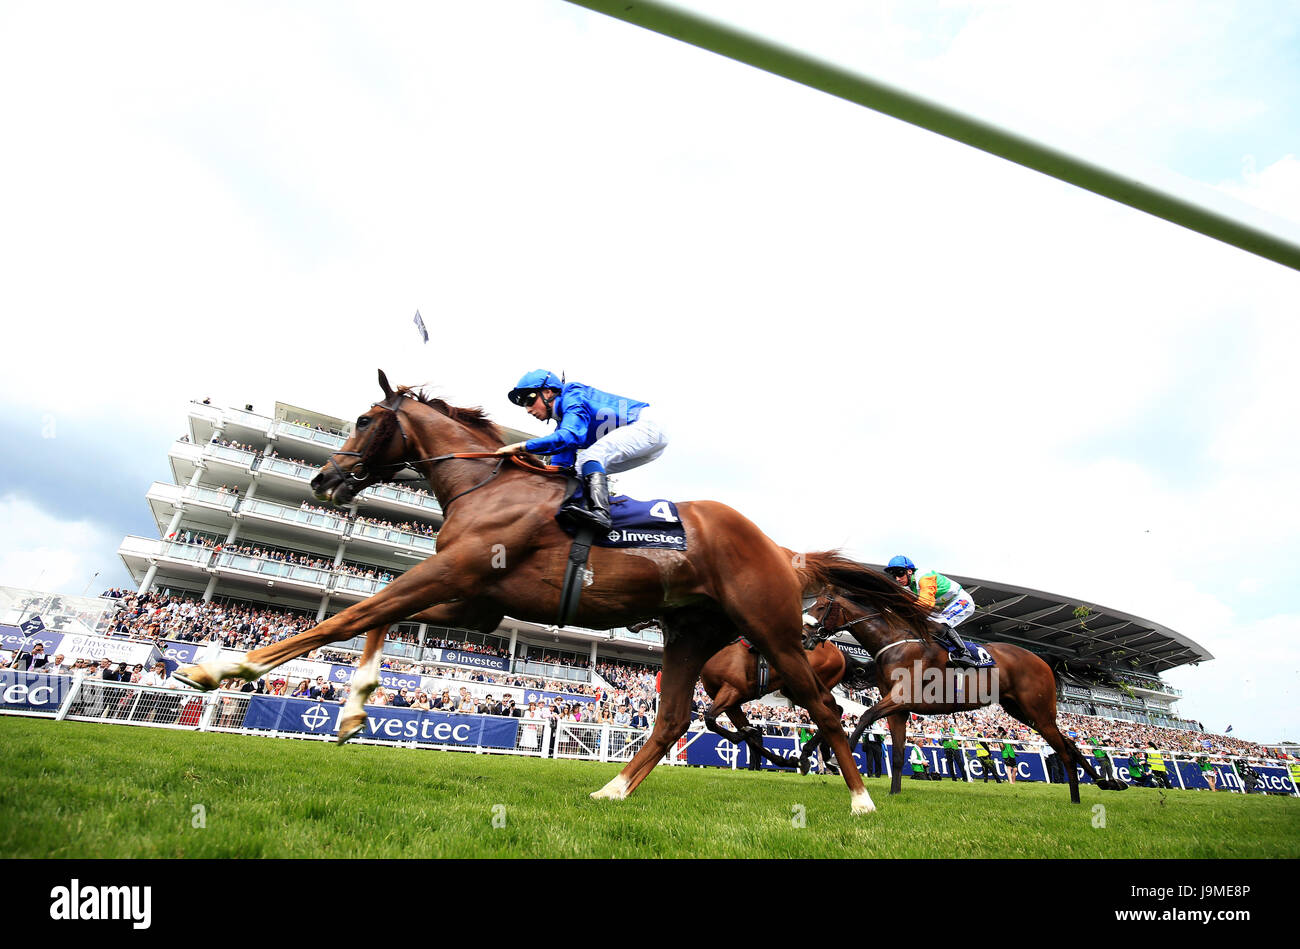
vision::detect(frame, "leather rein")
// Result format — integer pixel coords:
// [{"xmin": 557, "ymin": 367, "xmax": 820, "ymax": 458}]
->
[{"xmin": 326, "ymin": 393, "xmax": 568, "ymax": 512}]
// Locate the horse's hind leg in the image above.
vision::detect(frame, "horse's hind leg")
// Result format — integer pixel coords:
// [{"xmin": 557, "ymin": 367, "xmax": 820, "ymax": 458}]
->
[
  {"xmin": 886, "ymin": 712, "xmax": 908, "ymax": 795},
  {"xmin": 737, "ymin": 624, "xmax": 872, "ymax": 812},
  {"xmin": 1001, "ymin": 694, "xmax": 1099, "ymax": 803},
  {"xmin": 592, "ymin": 615, "xmax": 724, "ymax": 801},
  {"xmin": 725, "ymin": 707, "xmax": 798, "ymax": 770}
]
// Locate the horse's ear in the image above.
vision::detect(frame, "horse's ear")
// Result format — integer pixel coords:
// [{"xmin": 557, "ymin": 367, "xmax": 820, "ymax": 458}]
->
[{"xmin": 378, "ymin": 369, "xmax": 394, "ymax": 400}]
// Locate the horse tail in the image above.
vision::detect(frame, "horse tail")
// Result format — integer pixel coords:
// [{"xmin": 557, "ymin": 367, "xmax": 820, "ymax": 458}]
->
[{"xmin": 797, "ymin": 550, "xmax": 935, "ymax": 633}]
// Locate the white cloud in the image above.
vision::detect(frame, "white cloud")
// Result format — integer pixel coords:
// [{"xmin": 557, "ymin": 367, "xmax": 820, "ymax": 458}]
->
[{"xmin": 0, "ymin": 496, "xmax": 114, "ymax": 595}]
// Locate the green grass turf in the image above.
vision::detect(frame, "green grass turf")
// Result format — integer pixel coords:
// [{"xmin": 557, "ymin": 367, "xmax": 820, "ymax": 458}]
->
[{"xmin": 3, "ymin": 717, "xmax": 1297, "ymax": 858}]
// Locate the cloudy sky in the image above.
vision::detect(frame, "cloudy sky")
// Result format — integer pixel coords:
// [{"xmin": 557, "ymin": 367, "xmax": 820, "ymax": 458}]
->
[{"xmin": 2, "ymin": 1, "xmax": 1297, "ymax": 742}]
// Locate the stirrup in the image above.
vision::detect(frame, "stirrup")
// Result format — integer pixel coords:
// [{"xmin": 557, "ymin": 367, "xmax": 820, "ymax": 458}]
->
[
  {"xmin": 558, "ymin": 501, "xmax": 610, "ymax": 531},
  {"xmin": 947, "ymin": 650, "xmax": 979, "ymax": 668},
  {"xmin": 939, "ymin": 628, "xmax": 978, "ymax": 667},
  {"xmin": 561, "ymin": 471, "xmax": 612, "ymax": 530}
]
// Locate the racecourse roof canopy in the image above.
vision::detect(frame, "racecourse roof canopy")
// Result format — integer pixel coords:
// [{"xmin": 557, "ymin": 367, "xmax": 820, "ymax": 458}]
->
[{"xmin": 864, "ymin": 566, "xmax": 1212, "ymax": 675}]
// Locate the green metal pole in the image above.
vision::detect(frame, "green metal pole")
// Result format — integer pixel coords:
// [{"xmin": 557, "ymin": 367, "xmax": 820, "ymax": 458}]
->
[{"xmin": 562, "ymin": 0, "xmax": 1300, "ymax": 272}]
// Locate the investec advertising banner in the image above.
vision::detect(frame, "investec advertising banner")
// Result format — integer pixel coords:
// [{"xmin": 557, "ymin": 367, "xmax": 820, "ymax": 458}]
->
[
  {"xmin": 241, "ymin": 695, "xmax": 519, "ymax": 748},
  {"xmin": 425, "ymin": 648, "xmax": 509, "ymax": 673},
  {"xmin": 328, "ymin": 664, "xmax": 423, "ymax": 693},
  {"xmin": 522, "ymin": 688, "xmax": 597, "ymax": 706},
  {"xmin": 0, "ymin": 623, "xmax": 62, "ymax": 654},
  {"xmin": 161, "ymin": 640, "xmax": 206, "ymax": 664},
  {"xmin": 54, "ymin": 633, "xmax": 158, "ymax": 667},
  {"xmin": 0, "ymin": 670, "xmax": 71, "ymax": 712}
]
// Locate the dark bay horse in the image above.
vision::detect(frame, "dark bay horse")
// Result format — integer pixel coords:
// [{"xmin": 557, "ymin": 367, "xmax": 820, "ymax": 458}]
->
[
  {"xmin": 176, "ymin": 371, "xmax": 935, "ymax": 814},
  {"xmin": 808, "ymin": 592, "xmax": 1127, "ymax": 803},
  {"xmin": 700, "ymin": 637, "xmax": 849, "ymax": 770}
]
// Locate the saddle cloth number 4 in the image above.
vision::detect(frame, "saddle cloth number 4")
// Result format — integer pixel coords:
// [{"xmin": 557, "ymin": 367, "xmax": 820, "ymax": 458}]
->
[{"xmin": 649, "ymin": 501, "xmax": 678, "ymax": 523}]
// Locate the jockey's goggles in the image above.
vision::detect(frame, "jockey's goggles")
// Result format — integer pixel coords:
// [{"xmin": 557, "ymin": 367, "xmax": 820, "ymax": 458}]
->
[
  {"xmin": 509, "ymin": 389, "xmax": 540, "ymax": 407},
  {"xmin": 885, "ymin": 567, "xmax": 911, "ymax": 578}
]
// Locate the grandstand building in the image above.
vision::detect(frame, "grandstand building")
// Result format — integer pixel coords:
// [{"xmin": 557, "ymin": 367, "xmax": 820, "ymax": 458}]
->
[{"xmin": 113, "ymin": 397, "xmax": 1210, "ymax": 728}]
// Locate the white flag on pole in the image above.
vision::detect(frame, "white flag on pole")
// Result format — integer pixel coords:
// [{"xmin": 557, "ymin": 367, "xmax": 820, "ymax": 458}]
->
[{"xmin": 413, "ymin": 309, "xmax": 429, "ymax": 343}]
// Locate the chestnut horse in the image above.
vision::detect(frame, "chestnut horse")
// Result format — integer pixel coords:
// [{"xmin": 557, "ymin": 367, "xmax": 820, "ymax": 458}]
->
[
  {"xmin": 808, "ymin": 591, "xmax": 1127, "ymax": 803},
  {"xmin": 700, "ymin": 636, "xmax": 850, "ymax": 770},
  {"xmin": 177, "ymin": 371, "xmax": 934, "ymax": 814}
]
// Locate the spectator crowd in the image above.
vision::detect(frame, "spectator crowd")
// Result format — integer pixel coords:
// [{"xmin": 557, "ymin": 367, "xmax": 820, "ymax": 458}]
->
[{"xmin": 5, "ymin": 588, "xmax": 1290, "ymax": 782}]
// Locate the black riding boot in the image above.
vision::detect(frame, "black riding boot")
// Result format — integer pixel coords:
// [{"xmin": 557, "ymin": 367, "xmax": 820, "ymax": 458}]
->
[
  {"xmin": 843, "ymin": 654, "xmax": 877, "ymax": 688},
  {"xmin": 560, "ymin": 470, "xmax": 613, "ymax": 531},
  {"xmin": 939, "ymin": 625, "xmax": 979, "ymax": 668}
]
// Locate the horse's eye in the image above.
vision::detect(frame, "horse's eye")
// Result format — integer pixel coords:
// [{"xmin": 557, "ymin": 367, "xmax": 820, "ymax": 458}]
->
[{"xmin": 356, "ymin": 416, "xmax": 369, "ymax": 428}]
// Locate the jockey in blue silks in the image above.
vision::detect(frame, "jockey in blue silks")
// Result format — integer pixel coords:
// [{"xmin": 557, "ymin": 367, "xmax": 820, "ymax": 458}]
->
[{"xmin": 498, "ymin": 370, "xmax": 668, "ymax": 531}]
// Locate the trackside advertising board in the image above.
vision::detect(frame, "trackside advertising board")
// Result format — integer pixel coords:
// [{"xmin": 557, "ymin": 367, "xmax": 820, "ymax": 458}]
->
[{"xmin": 240, "ymin": 695, "xmax": 520, "ymax": 748}]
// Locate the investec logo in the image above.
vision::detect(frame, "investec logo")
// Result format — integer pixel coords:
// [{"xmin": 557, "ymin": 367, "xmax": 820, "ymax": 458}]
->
[
  {"xmin": 49, "ymin": 879, "xmax": 151, "ymax": 929},
  {"xmin": 714, "ymin": 741, "xmax": 742, "ymax": 766},
  {"xmin": 606, "ymin": 529, "xmax": 684, "ymax": 547},
  {"xmin": 301, "ymin": 704, "xmax": 334, "ymax": 730}
]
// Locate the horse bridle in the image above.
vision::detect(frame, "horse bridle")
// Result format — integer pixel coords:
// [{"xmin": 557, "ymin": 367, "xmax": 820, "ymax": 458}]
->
[
  {"xmin": 812, "ymin": 592, "xmax": 931, "ymax": 661},
  {"xmin": 811, "ymin": 593, "xmax": 882, "ymax": 639},
  {"xmin": 325, "ymin": 391, "xmax": 434, "ymax": 487},
  {"xmin": 325, "ymin": 392, "xmax": 561, "ymax": 511}
]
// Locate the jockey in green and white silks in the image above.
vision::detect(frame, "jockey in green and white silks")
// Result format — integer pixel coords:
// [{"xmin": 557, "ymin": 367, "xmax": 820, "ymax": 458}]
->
[
  {"xmin": 885, "ymin": 555, "xmax": 979, "ymax": 668},
  {"xmin": 499, "ymin": 370, "xmax": 668, "ymax": 531}
]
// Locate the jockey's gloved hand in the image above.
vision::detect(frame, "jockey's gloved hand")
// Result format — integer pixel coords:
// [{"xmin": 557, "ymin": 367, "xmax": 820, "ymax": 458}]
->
[{"xmin": 495, "ymin": 442, "xmax": 528, "ymax": 456}]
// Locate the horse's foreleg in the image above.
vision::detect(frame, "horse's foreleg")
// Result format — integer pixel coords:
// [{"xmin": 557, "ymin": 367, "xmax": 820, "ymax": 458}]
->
[
  {"xmin": 703, "ymin": 687, "xmax": 748, "ymax": 744},
  {"xmin": 176, "ymin": 555, "xmax": 468, "ymax": 690},
  {"xmin": 337, "ymin": 626, "xmax": 386, "ymax": 744}
]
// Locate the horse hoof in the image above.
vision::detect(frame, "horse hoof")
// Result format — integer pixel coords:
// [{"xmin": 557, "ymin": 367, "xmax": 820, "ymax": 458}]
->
[
  {"xmin": 336, "ymin": 715, "xmax": 366, "ymax": 745},
  {"xmin": 590, "ymin": 775, "xmax": 630, "ymax": 801},
  {"xmin": 851, "ymin": 790, "xmax": 876, "ymax": 815},
  {"xmin": 173, "ymin": 664, "xmax": 219, "ymax": 691}
]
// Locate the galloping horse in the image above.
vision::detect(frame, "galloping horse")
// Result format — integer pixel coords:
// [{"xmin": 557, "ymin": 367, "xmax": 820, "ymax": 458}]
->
[
  {"xmin": 807, "ymin": 591, "xmax": 1127, "ymax": 803},
  {"xmin": 177, "ymin": 371, "xmax": 935, "ymax": 814},
  {"xmin": 700, "ymin": 636, "xmax": 851, "ymax": 770}
]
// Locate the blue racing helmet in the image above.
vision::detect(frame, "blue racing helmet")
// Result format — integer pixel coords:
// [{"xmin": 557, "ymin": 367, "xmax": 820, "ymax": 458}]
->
[
  {"xmin": 508, "ymin": 369, "xmax": 564, "ymax": 406},
  {"xmin": 886, "ymin": 555, "xmax": 916, "ymax": 573}
]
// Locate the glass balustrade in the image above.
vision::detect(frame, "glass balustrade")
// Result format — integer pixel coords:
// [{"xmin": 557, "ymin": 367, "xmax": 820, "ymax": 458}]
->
[
  {"xmin": 360, "ymin": 483, "xmax": 443, "ymax": 514},
  {"xmin": 350, "ymin": 522, "xmax": 437, "ymax": 551},
  {"xmin": 610, "ymin": 626, "xmax": 664, "ymax": 645},
  {"xmin": 260, "ymin": 457, "xmax": 319, "ymax": 481},
  {"xmin": 276, "ymin": 420, "xmax": 346, "ymax": 449},
  {"xmin": 164, "ymin": 542, "xmax": 215, "ymax": 564},
  {"xmin": 333, "ymin": 574, "xmax": 392, "ymax": 596},
  {"xmin": 215, "ymin": 552, "xmax": 331, "ymax": 586},
  {"xmin": 510, "ymin": 659, "xmax": 591, "ymax": 683},
  {"xmin": 243, "ymin": 498, "xmax": 348, "ymax": 532},
  {"xmin": 204, "ymin": 443, "xmax": 258, "ymax": 467},
  {"xmin": 184, "ymin": 486, "xmax": 238, "ymax": 509},
  {"xmin": 225, "ymin": 408, "xmax": 270, "ymax": 431}
]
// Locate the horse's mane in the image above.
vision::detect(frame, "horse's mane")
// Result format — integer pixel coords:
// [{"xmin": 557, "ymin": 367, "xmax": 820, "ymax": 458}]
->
[
  {"xmin": 396, "ymin": 385, "xmax": 505, "ymax": 446},
  {"xmin": 799, "ymin": 550, "xmax": 937, "ymax": 635}
]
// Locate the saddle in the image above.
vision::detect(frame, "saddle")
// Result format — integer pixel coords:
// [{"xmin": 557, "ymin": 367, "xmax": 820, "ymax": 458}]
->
[{"xmin": 553, "ymin": 477, "xmax": 687, "ymax": 627}]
